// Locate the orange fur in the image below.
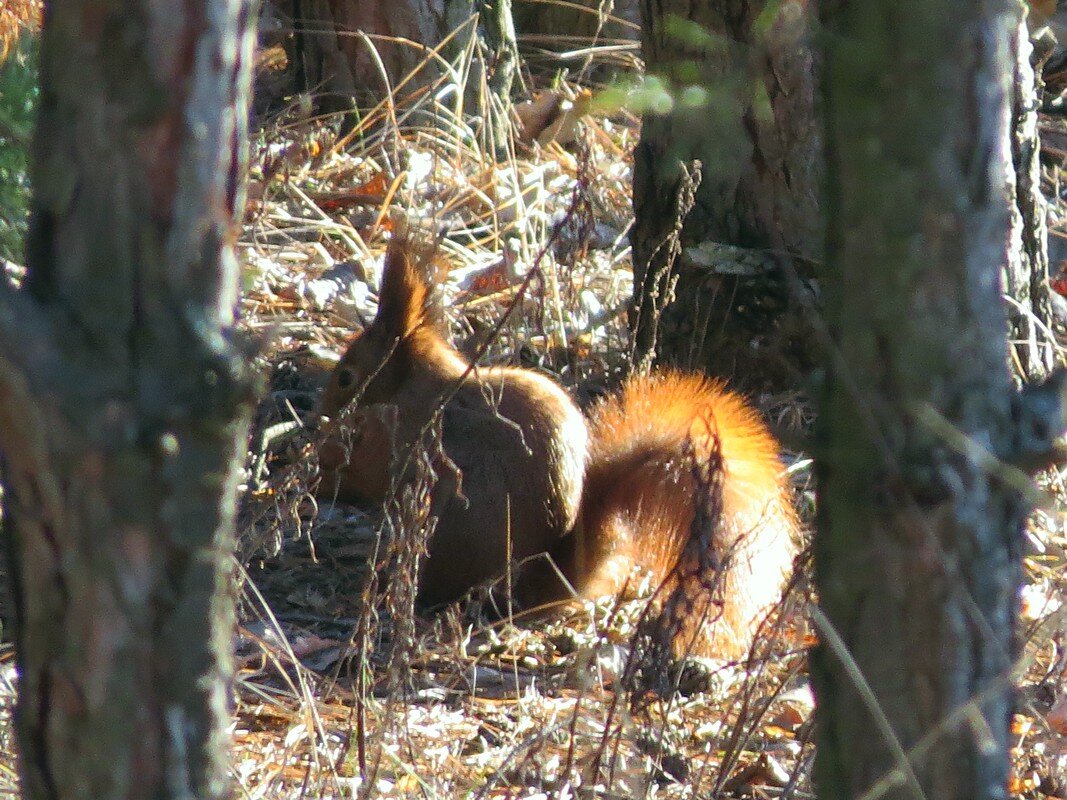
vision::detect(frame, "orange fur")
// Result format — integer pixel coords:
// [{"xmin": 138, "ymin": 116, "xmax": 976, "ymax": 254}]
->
[
  {"xmin": 563, "ymin": 372, "xmax": 798, "ymax": 659},
  {"xmin": 317, "ymin": 241, "xmax": 797, "ymax": 657}
]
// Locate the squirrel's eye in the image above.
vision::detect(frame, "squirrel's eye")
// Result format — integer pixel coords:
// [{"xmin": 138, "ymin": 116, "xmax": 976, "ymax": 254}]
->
[{"xmin": 336, "ymin": 367, "xmax": 357, "ymax": 391}]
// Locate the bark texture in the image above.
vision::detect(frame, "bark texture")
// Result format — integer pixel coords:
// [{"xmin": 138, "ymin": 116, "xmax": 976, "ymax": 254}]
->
[
  {"xmin": 3, "ymin": 2, "xmax": 257, "ymax": 798},
  {"xmin": 631, "ymin": 0, "xmax": 820, "ymax": 390},
  {"xmin": 1007, "ymin": 12, "xmax": 1056, "ymax": 381},
  {"xmin": 292, "ymin": 0, "xmax": 517, "ymax": 145},
  {"xmin": 814, "ymin": 2, "xmax": 1027, "ymax": 799},
  {"xmin": 513, "ymin": 0, "xmax": 640, "ymax": 70},
  {"xmin": 324, "ymin": 0, "xmax": 474, "ymax": 92}
]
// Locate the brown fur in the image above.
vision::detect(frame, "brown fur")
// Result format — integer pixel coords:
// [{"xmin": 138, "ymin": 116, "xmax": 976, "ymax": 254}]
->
[
  {"xmin": 317, "ymin": 241, "xmax": 798, "ymax": 656},
  {"xmin": 318, "ymin": 242, "xmax": 587, "ymax": 605}
]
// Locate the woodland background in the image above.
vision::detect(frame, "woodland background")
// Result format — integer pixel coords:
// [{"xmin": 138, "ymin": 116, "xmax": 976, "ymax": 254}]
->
[{"xmin": 0, "ymin": 1, "xmax": 1065, "ymax": 799}]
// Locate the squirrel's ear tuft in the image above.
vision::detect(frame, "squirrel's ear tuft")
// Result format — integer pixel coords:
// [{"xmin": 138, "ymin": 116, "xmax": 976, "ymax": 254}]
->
[{"xmin": 375, "ymin": 235, "xmax": 447, "ymax": 337}]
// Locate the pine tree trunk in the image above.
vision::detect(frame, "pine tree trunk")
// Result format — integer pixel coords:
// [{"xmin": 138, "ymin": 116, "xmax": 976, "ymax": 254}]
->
[
  {"xmin": 631, "ymin": 0, "xmax": 821, "ymax": 390},
  {"xmin": 1, "ymin": 2, "xmax": 256, "ymax": 798},
  {"xmin": 814, "ymin": 2, "xmax": 1026, "ymax": 799}
]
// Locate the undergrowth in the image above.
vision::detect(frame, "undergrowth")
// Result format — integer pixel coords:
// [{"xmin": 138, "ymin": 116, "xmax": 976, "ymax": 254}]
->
[
  {"xmin": 0, "ymin": 32, "xmax": 36, "ymax": 264},
  {"xmin": 0, "ymin": 7, "xmax": 1062, "ymax": 800}
]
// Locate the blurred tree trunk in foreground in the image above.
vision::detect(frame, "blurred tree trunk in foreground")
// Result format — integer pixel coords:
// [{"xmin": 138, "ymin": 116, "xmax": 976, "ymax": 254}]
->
[
  {"xmin": 631, "ymin": 0, "xmax": 821, "ymax": 391},
  {"xmin": 814, "ymin": 2, "xmax": 1030, "ymax": 799},
  {"xmin": 0, "ymin": 1, "xmax": 256, "ymax": 798}
]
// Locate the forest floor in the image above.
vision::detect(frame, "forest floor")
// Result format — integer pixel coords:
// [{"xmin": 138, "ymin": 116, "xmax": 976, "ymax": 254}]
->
[
  {"xmin": 0, "ymin": 30, "xmax": 1065, "ymax": 800},
  {"xmin": 217, "ymin": 61, "xmax": 1067, "ymax": 799},
  {"xmin": 229, "ymin": 75, "xmax": 818, "ymax": 800}
]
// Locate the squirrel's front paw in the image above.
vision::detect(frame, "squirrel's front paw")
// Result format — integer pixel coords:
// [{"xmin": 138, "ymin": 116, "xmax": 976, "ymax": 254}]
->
[{"xmin": 317, "ymin": 404, "xmax": 396, "ymax": 502}]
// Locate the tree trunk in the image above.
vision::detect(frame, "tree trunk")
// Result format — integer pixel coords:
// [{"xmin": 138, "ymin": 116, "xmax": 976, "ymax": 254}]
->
[
  {"xmin": 814, "ymin": 2, "xmax": 1027, "ymax": 799},
  {"xmin": 512, "ymin": 0, "xmax": 640, "ymax": 77},
  {"xmin": 2, "ymin": 2, "xmax": 256, "ymax": 799},
  {"xmin": 1007, "ymin": 10, "xmax": 1056, "ymax": 381},
  {"xmin": 513, "ymin": 0, "xmax": 639, "ymax": 45},
  {"xmin": 631, "ymin": 0, "xmax": 821, "ymax": 391},
  {"xmin": 292, "ymin": 0, "xmax": 517, "ymax": 148}
]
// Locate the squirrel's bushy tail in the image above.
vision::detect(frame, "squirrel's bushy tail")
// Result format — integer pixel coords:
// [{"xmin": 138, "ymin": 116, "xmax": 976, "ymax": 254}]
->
[{"xmin": 572, "ymin": 370, "xmax": 798, "ymax": 659}]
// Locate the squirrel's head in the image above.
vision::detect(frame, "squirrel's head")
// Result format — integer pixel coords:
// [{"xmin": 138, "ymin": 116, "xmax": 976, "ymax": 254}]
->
[{"xmin": 320, "ymin": 239, "xmax": 444, "ymax": 421}]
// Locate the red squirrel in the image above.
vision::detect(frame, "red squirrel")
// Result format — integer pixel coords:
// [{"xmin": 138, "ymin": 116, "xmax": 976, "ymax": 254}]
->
[{"xmin": 317, "ymin": 241, "xmax": 798, "ymax": 659}]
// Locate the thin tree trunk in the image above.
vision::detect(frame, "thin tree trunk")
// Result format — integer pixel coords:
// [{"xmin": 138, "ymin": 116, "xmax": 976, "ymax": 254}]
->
[
  {"xmin": 481, "ymin": 0, "xmax": 519, "ymax": 154},
  {"xmin": 814, "ymin": 2, "xmax": 1026, "ymax": 799},
  {"xmin": 1, "ymin": 2, "xmax": 257, "ymax": 798},
  {"xmin": 631, "ymin": 0, "xmax": 820, "ymax": 390},
  {"xmin": 1007, "ymin": 11, "xmax": 1056, "ymax": 381}
]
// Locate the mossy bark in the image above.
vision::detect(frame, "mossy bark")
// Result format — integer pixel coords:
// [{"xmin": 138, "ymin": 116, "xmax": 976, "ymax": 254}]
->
[
  {"xmin": 1, "ymin": 2, "xmax": 257, "ymax": 798},
  {"xmin": 814, "ymin": 2, "xmax": 1027, "ymax": 799}
]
